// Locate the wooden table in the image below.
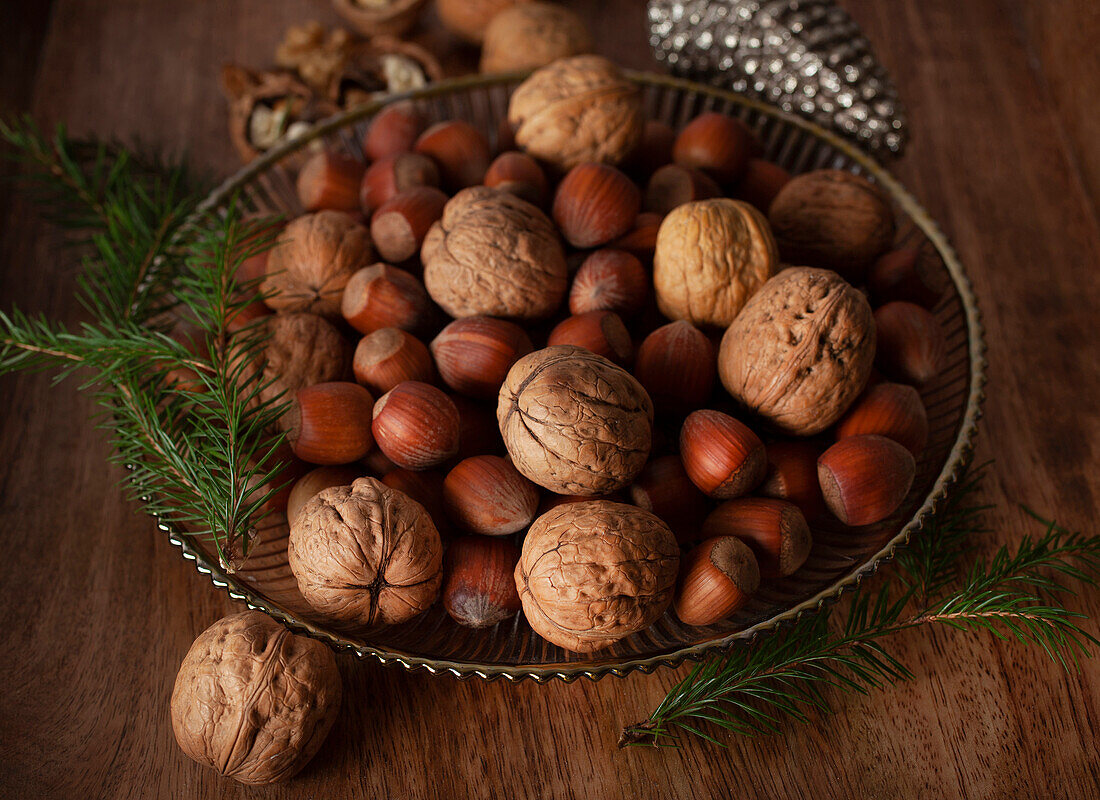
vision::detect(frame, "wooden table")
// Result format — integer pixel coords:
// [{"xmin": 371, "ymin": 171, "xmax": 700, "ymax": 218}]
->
[{"xmin": 2, "ymin": 1, "xmax": 1099, "ymax": 797}]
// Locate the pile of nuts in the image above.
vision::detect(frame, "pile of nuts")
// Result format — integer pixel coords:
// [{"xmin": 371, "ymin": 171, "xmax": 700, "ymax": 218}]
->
[{"xmin": 174, "ymin": 55, "xmax": 950, "ymax": 783}]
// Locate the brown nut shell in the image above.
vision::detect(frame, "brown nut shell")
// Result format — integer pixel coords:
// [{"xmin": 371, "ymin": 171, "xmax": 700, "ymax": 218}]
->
[
  {"xmin": 497, "ymin": 346, "xmax": 654, "ymax": 495},
  {"xmin": 287, "ymin": 382, "xmax": 375, "ymax": 465},
  {"xmin": 430, "ymin": 316, "xmax": 534, "ymax": 399},
  {"xmin": 515, "ymin": 500, "xmax": 679, "ymax": 652},
  {"xmin": 634, "ymin": 320, "xmax": 717, "ymax": 417},
  {"xmin": 170, "ymin": 611, "xmax": 341, "ymax": 786},
  {"xmin": 818, "ymin": 434, "xmax": 916, "ymax": 526},
  {"xmin": 507, "ymin": 55, "xmax": 644, "ymax": 170},
  {"xmin": 701, "ymin": 497, "xmax": 811, "ymax": 578},
  {"xmin": 372, "ymin": 381, "xmax": 461, "ymax": 469},
  {"xmin": 569, "ymin": 249, "xmax": 648, "ymax": 317},
  {"xmin": 256, "ymin": 312, "xmax": 352, "ymax": 412},
  {"xmin": 353, "ymin": 327, "xmax": 435, "ymax": 395},
  {"xmin": 288, "ymin": 476, "xmax": 443, "ymax": 626},
  {"xmin": 262, "ymin": 211, "xmax": 371, "ymax": 317},
  {"xmin": 340, "ymin": 263, "xmax": 431, "ymax": 335},
  {"xmin": 480, "ymin": 2, "xmax": 593, "ymax": 73},
  {"xmin": 759, "ymin": 440, "xmax": 826, "ymax": 522},
  {"xmin": 443, "ymin": 455, "xmax": 540, "ymax": 535},
  {"xmin": 422, "ymin": 186, "xmax": 567, "ymax": 320},
  {"xmin": 443, "ymin": 535, "xmax": 523, "ymax": 628},
  {"xmin": 629, "ymin": 454, "xmax": 709, "ymax": 545},
  {"xmin": 287, "ymin": 465, "xmax": 363, "ymax": 525},
  {"xmin": 768, "ymin": 169, "xmax": 895, "ymax": 281},
  {"xmin": 552, "ymin": 163, "xmax": 640, "ymax": 249},
  {"xmin": 718, "ymin": 267, "xmax": 876, "ymax": 435},
  {"xmin": 547, "ymin": 310, "xmax": 633, "ymax": 366},
  {"xmin": 653, "ymin": 198, "xmax": 777, "ymax": 328},
  {"xmin": 680, "ymin": 409, "xmax": 766, "ymax": 499},
  {"xmin": 836, "ymin": 382, "xmax": 929, "ymax": 457},
  {"xmin": 674, "ymin": 536, "xmax": 760, "ymax": 626},
  {"xmin": 297, "ymin": 151, "xmax": 365, "ymax": 213},
  {"xmin": 873, "ymin": 301, "xmax": 947, "ymax": 386}
]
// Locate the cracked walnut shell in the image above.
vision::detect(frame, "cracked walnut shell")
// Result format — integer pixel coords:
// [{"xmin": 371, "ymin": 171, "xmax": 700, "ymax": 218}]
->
[
  {"xmin": 288, "ymin": 477, "xmax": 443, "ymax": 627},
  {"xmin": 718, "ymin": 267, "xmax": 876, "ymax": 435},
  {"xmin": 653, "ymin": 198, "xmax": 778, "ymax": 328},
  {"xmin": 507, "ymin": 55, "xmax": 644, "ymax": 170},
  {"xmin": 170, "ymin": 611, "xmax": 341, "ymax": 786},
  {"xmin": 515, "ymin": 500, "xmax": 679, "ymax": 652},
  {"xmin": 497, "ymin": 345, "xmax": 653, "ymax": 495},
  {"xmin": 422, "ymin": 187, "xmax": 567, "ymax": 320},
  {"xmin": 263, "ymin": 211, "xmax": 372, "ymax": 317}
]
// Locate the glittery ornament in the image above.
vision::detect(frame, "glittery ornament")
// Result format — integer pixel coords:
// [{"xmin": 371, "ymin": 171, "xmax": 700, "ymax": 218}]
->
[{"xmin": 648, "ymin": 0, "xmax": 907, "ymax": 155}]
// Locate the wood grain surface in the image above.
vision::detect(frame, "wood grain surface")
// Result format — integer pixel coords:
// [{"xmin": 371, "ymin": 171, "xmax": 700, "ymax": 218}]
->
[{"xmin": 1, "ymin": 1, "xmax": 1099, "ymax": 797}]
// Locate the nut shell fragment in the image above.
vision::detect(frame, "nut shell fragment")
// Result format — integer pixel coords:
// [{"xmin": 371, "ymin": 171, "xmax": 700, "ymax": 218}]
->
[
  {"xmin": 288, "ymin": 477, "xmax": 443, "ymax": 627},
  {"xmin": 515, "ymin": 500, "xmax": 679, "ymax": 652},
  {"xmin": 497, "ymin": 346, "xmax": 653, "ymax": 495},
  {"xmin": 170, "ymin": 611, "xmax": 341, "ymax": 786},
  {"xmin": 718, "ymin": 268, "xmax": 875, "ymax": 435}
]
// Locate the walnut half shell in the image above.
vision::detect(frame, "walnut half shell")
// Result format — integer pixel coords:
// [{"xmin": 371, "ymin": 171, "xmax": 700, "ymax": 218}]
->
[
  {"xmin": 170, "ymin": 611, "xmax": 341, "ymax": 785},
  {"xmin": 516, "ymin": 501, "xmax": 679, "ymax": 652},
  {"xmin": 718, "ymin": 267, "xmax": 876, "ymax": 435},
  {"xmin": 497, "ymin": 345, "xmax": 654, "ymax": 495}
]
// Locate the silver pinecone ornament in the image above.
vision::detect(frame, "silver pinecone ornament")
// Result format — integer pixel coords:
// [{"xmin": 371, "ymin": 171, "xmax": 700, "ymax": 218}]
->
[{"xmin": 648, "ymin": 0, "xmax": 907, "ymax": 155}]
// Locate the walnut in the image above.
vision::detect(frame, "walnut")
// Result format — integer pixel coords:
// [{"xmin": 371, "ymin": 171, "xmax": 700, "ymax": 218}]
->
[
  {"xmin": 275, "ymin": 21, "xmax": 358, "ymax": 94},
  {"xmin": 768, "ymin": 169, "xmax": 896, "ymax": 281},
  {"xmin": 170, "ymin": 611, "xmax": 341, "ymax": 785},
  {"xmin": 437, "ymin": 0, "xmax": 527, "ymax": 44},
  {"xmin": 507, "ymin": 55, "xmax": 644, "ymax": 170},
  {"xmin": 515, "ymin": 501, "xmax": 679, "ymax": 652},
  {"xmin": 718, "ymin": 267, "xmax": 876, "ymax": 435},
  {"xmin": 421, "ymin": 187, "xmax": 567, "ymax": 320},
  {"xmin": 480, "ymin": 3, "xmax": 593, "ymax": 74},
  {"xmin": 653, "ymin": 198, "xmax": 778, "ymax": 329},
  {"xmin": 259, "ymin": 312, "xmax": 352, "ymax": 410},
  {"xmin": 288, "ymin": 477, "xmax": 443, "ymax": 627},
  {"xmin": 262, "ymin": 211, "xmax": 372, "ymax": 317},
  {"xmin": 497, "ymin": 345, "xmax": 653, "ymax": 495}
]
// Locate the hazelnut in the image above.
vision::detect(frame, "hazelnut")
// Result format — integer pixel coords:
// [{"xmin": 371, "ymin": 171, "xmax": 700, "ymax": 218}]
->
[
  {"xmin": 836, "ymin": 382, "xmax": 929, "ymax": 457},
  {"xmin": 868, "ymin": 247, "xmax": 945, "ymax": 310},
  {"xmin": 674, "ymin": 536, "xmax": 760, "ymax": 626},
  {"xmin": 288, "ymin": 477, "xmax": 443, "ymax": 626},
  {"xmin": 483, "ymin": 151, "xmax": 548, "ymax": 207},
  {"xmin": 680, "ymin": 409, "xmax": 766, "ymax": 499},
  {"xmin": 768, "ymin": 169, "xmax": 896, "ymax": 281},
  {"xmin": 611, "ymin": 211, "xmax": 661, "ymax": 258},
  {"xmin": 480, "ymin": 2, "xmax": 593, "ymax": 73},
  {"xmin": 370, "ymin": 185, "xmax": 448, "ymax": 263},
  {"xmin": 701, "ymin": 498, "xmax": 812, "ymax": 578},
  {"xmin": 508, "ymin": 55, "xmax": 644, "ymax": 170},
  {"xmin": 287, "ymin": 381, "xmax": 375, "ymax": 465},
  {"xmin": 552, "ymin": 163, "xmax": 640, "ymax": 249},
  {"xmin": 430, "ymin": 316, "xmax": 534, "ymax": 399},
  {"xmin": 381, "ymin": 467, "xmax": 448, "ymax": 529},
  {"xmin": 263, "ymin": 211, "xmax": 371, "ymax": 317},
  {"xmin": 287, "ymin": 465, "xmax": 362, "ymax": 525},
  {"xmin": 170, "ymin": 611, "xmax": 341, "ymax": 785},
  {"xmin": 254, "ymin": 312, "xmax": 352, "ymax": 413},
  {"xmin": 363, "ymin": 447, "xmax": 398, "ymax": 476},
  {"xmin": 443, "ymin": 455, "xmax": 540, "ymax": 535},
  {"xmin": 734, "ymin": 158, "xmax": 791, "ymax": 212},
  {"xmin": 363, "ymin": 101, "xmax": 425, "ymax": 161},
  {"xmin": 443, "ymin": 535, "xmax": 523, "ymax": 628},
  {"xmin": 437, "ymin": 0, "xmax": 526, "ymax": 43},
  {"xmin": 672, "ymin": 112, "xmax": 755, "ymax": 184},
  {"xmin": 296, "ymin": 150, "xmax": 365, "ymax": 213},
  {"xmin": 718, "ymin": 268, "xmax": 876, "ymax": 435},
  {"xmin": 359, "ymin": 151, "xmax": 440, "ymax": 214},
  {"xmin": 569, "ymin": 249, "xmax": 648, "ymax": 316},
  {"xmin": 622, "ymin": 120, "xmax": 677, "ymax": 179},
  {"xmin": 538, "ymin": 490, "xmax": 625, "ymax": 515},
  {"xmin": 634, "ymin": 320, "xmax": 716, "ymax": 417},
  {"xmin": 818, "ymin": 434, "xmax": 916, "ymax": 526},
  {"xmin": 516, "ymin": 500, "xmax": 679, "ymax": 652},
  {"xmin": 422, "ymin": 187, "xmax": 567, "ymax": 320},
  {"xmin": 353, "ymin": 327, "xmax": 435, "ymax": 395},
  {"xmin": 498, "ymin": 346, "xmax": 654, "ymax": 495},
  {"xmin": 873, "ymin": 301, "xmax": 947, "ymax": 386},
  {"xmin": 629, "ymin": 454, "xmax": 709, "ymax": 545},
  {"xmin": 341, "ymin": 263, "xmax": 432, "ymax": 335},
  {"xmin": 643, "ymin": 164, "xmax": 721, "ymax": 216},
  {"xmin": 653, "ymin": 198, "xmax": 777, "ymax": 328},
  {"xmin": 547, "ymin": 310, "xmax": 634, "ymax": 366},
  {"xmin": 372, "ymin": 381, "xmax": 461, "ymax": 469},
  {"xmin": 451, "ymin": 394, "xmax": 508, "ymax": 460},
  {"xmin": 759, "ymin": 441, "xmax": 826, "ymax": 522},
  {"xmin": 414, "ymin": 120, "xmax": 492, "ymax": 191}
]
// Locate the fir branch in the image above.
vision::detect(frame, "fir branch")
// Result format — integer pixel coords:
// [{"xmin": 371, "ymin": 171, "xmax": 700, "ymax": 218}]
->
[
  {"xmin": 1, "ymin": 120, "xmax": 286, "ymax": 568},
  {"xmin": 620, "ymin": 469, "xmax": 1100, "ymax": 748}
]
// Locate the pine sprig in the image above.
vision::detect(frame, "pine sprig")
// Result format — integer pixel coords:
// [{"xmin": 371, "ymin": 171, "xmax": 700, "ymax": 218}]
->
[
  {"xmin": 620, "ymin": 467, "xmax": 1100, "ymax": 747},
  {"xmin": 1, "ymin": 120, "xmax": 286, "ymax": 568}
]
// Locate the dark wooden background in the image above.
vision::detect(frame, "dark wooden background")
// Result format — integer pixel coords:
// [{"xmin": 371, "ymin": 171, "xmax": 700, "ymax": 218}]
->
[{"xmin": 2, "ymin": 1, "xmax": 1099, "ymax": 797}]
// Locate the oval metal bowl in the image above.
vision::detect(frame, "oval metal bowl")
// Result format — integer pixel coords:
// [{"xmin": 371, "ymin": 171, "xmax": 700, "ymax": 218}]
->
[{"xmin": 169, "ymin": 72, "xmax": 985, "ymax": 682}]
